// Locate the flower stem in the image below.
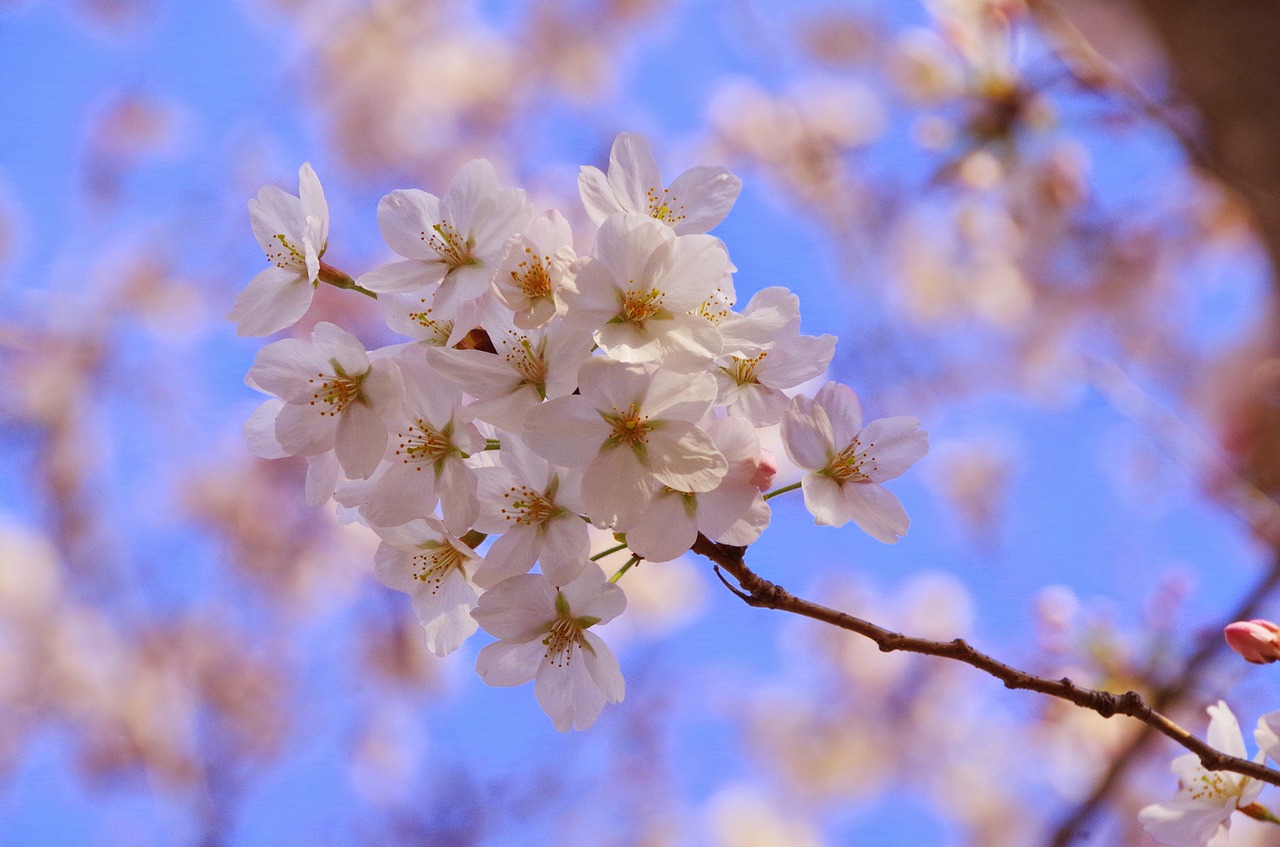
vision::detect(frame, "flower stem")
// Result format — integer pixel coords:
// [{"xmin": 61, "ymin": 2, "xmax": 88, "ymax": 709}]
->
[
  {"xmin": 1241, "ymin": 803, "xmax": 1280, "ymax": 824},
  {"xmin": 591, "ymin": 542, "xmax": 629, "ymax": 562},
  {"xmin": 318, "ymin": 261, "xmax": 378, "ymax": 299},
  {"xmin": 608, "ymin": 555, "xmax": 641, "ymax": 583},
  {"xmin": 762, "ymin": 481, "xmax": 802, "ymax": 501}
]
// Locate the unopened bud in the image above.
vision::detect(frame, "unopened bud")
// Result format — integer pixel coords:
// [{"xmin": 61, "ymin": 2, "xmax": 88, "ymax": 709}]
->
[
  {"xmin": 1224, "ymin": 619, "xmax": 1280, "ymax": 664},
  {"xmin": 751, "ymin": 448, "xmax": 778, "ymax": 492}
]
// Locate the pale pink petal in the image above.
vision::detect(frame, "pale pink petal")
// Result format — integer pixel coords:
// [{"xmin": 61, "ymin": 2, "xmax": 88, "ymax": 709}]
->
[
  {"xmin": 642, "ymin": 368, "xmax": 717, "ymax": 422},
  {"xmin": 358, "ymin": 259, "xmax": 444, "ymax": 294},
  {"xmin": 757, "ymin": 333, "xmax": 837, "ymax": 388},
  {"xmin": 472, "ymin": 573, "xmax": 558, "ymax": 641},
  {"xmin": 377, "ymin": 189, "xmax": 440, "ymax": 259},
  {"xmin": 311, "ymin": 322, "xmax": 370, "ymax": 375},
  {"xmin": 582, "ymin": 631, "xmax": 625, "ymax": 703},
  {"xmin": 231, "ymin": 265, "xmax": 313, "ymax": 337},
  {"xmin": 814, "ymin": 381, "xmax": 864, "ymax": 447},
  {"xmin": 706, "ymin": 493, "xmax": 770, "ymax": 547},
  {"xmin": 523, "ymin": 396, "xmax": 611, "ymax": 467},
  {"xmin": 275, "ymin": 401, "xmax": 337, "ymax": 456},
  {"xmin": 800, "ymin": 473, "xmax": 855, "ymax": 527},
  {"xmin": 411, "ymin": 569, "xmax": 481, "ymax": 657},
  {"xmin": 425, "ymin": 347, "xmax": 523, "ymax": 399},
  {"xmin": 558, "ymin": 564, "xmax": 627, "ymax": 624},
  {"xmin": 577, "ymin": 165, "xmax": 619, "ymax": 225},
  {"xmin": 475, "ymin": 525, "xmax": 540, "ymax": 589},
  {"xmin": 363, "ymin": 461, "xmax": 440, "ymax": 527},
  {"xmin": 644, "ymin": 233, "xmax": 731, "ymax": 312},
  {"xmin": 535, "ymin": 646, "xmax": 608, "ymax": 731},
  {"xmin": 441, "ymin": 159, "xmax": 499, "ymax": 230},
  {"xmin": 1138, "ymin": 797, "xmax": 1232, "ymax": 847},
  {"xmin": 297, "ymin": 162, "xmax": 328, "ymax": 246},
  {"xmin": 334, "ymin": 400, "xmax": 388, "ymax": 479},
  {"xmin": 860, "ymin": 417, "xmax": 929, "ymax": 483},
  {"xmin": 583, "ymin": 446, "xmax": 655, "ymax": 528},
  {"xmin": 249, "ymin": 337, "xmax": 326, "ymax": 401},
  {"xmin": 667, "ymin": 166, "xmax": 741, "ymax": 234},
  {"xmin": 647, "ymin": 422, "xmax": 728, "ymax": 492},
  {"xmin": 1207, "ymin": 701, "xmax": 1248, "ymax": 759},
  {"xmin": 607, "ymin": 132, "xmax": 663, "ymax": 213},
  {"xmin": 538, "ymin": 518, "xmax": 590, "ymax": 585},
  {"xmin": 244, "ymin": 399, "xmax": 288, "ymax": 459},
  {"xmin": 249, "ymin": 185, "xmax": 305, "ymax": 257},
  {"xmin": 475, "ymin": 638, "xmax": 544, "ymax": 687},
  {"xmin": 781, "ymin": 396, "xmax": 834, "ymax": 471},
  {"xmin": 730, "ymin": 383, "xmax": 790, "ymax": 426},
  {"xmin": 841, "ymin": 481, "xmax": 910, "ymax": 543},
  {"xmin": 304, "ymin": 452, "xmax": 340, "ymax": 507},
  {"xmin": 626, "ymin": 491, "xmax": 698, "ymax": 563}
]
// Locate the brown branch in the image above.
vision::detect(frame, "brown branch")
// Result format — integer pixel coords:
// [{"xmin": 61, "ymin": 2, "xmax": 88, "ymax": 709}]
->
[
  {"xmin": 1048, "ymin": 551, "xmax": 1280, "ymax": 845},
  {"xmin": 690, "ymin": 534, "xmax": 1280, "ymax": 789},
  {"xmin": 1025, "ymin": 0, "xmax": 1230, "ymax": 187}
]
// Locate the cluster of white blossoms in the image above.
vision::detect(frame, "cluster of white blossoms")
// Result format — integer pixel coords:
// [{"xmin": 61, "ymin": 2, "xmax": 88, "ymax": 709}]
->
[{"xmin": 234, "ymin": 133, "xmax": 928, "ymax": 731}]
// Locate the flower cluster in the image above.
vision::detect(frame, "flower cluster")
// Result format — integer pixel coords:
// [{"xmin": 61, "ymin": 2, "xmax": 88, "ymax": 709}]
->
[{"xmin": 235, "ymin": 134, "xmax": 928, "ymax": 730}]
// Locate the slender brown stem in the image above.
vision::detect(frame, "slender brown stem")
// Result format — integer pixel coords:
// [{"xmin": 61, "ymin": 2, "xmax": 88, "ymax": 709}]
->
[
  {"xmin": 691, "ymin": 534, "xmax": 1280, "ymax": 789},
  {"xmin": 1047, "ymin": 552, "xmax": 1280, "ymax": 845}
]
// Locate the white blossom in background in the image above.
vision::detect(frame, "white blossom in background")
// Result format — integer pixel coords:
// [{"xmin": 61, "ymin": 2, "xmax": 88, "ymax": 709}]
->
[
  {"xmin": 231, "ymin": 162, "xmax": 329, "ymax": 337},
  {"xmin": 472, "ymin": 565, "xmax": 626, "ymax": 731},
  {"xmin": 781, "ymin": 381, "xmax": 928, "ymax": 542},
  {"xmin": 247, "ymin": 321, "xmax": 403, "ymax": 480},
  {"xmin": 1139, "ymin": 702, "xmax": 1266, "ymax": 847},
  {"xmin": 579, "ymin": 131, "xmax": 742, "ymax": 234}
]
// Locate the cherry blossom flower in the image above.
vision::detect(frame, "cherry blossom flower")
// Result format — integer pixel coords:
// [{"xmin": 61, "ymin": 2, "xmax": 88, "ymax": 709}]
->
[
  {"xmin": 578, "ymin": 132, "xmax": 741, "ymax": 234},
  {"xmin": 714, "ymin": 288, "xmax": 836, "ymax": 425},
  {"xmin": 781, "ymin": 381, "xmax": 928, "ymax": 543},
  {"xmin": 247, "ymin": 322, "xmax": 403, "ymax": 479},
  {"xmin": 351, "ymin": 350, "xmax": 485, "ymax": 532},
  {"xmin": 523, "ymin": 357, "xmax": 727, "ymax": 528},
  {"xmin": 231, "ymin": 162, "xmax": 329, "ymax": 337},
  {"xmin": 1139, "ymin": 701, "xmax": 1265, "ymax": 847},
  {"xmin": 626, "ymin": 416, "xmax": 771, "ymax": 562},
  {"xmin": 359, "ymin": 159, "xmax": 533, "ymax": 312},
  {"xmin": 372, "ymin": 518, "xmax": 483, "ymax": 657},
  {"xmin": 472, "ymin": 438, "xmax": 589, "ymax": 588},
  {"xmin": 491, "ymin": 209, "xmax": 577, "ymax": 328},
  {"xmin": 563, "ymin": 213, "xmax": 731, "ymax": 372},
  {"xmin": 472, "ymin": 565, "xmax": 626, "ymax": 731},
  {"xmin": 425, "ymin": 301, "xmax": 593, "ymax": 432}
]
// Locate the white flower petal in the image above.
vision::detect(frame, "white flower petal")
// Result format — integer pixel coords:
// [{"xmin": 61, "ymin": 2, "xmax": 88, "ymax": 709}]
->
[
  {"xmin": 475, "ymin": 639, "xmax": 544, "ymax": 687},
  {"xmin": 231, "ymin": 265, "xmax": 313, "ymax": 337}
]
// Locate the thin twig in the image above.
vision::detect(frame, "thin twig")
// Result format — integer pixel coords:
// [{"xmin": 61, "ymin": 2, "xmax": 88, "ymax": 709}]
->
[
  {"xmin": 690, "ymin": 534, "xmax": 1280, "ymax": 789},
  {"xmin": 1048, "ymin": 551, "xmax": 1280, "ymax": 845}
]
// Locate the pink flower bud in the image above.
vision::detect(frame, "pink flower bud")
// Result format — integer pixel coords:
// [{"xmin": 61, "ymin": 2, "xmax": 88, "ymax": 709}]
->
[
  {"xmin": 1224, "ymin": 619, "xmax": 1280, "ymax": 664},
  {"xmin": 751, "ymin": 448, "xmax": 778, "ymax": 492}
]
